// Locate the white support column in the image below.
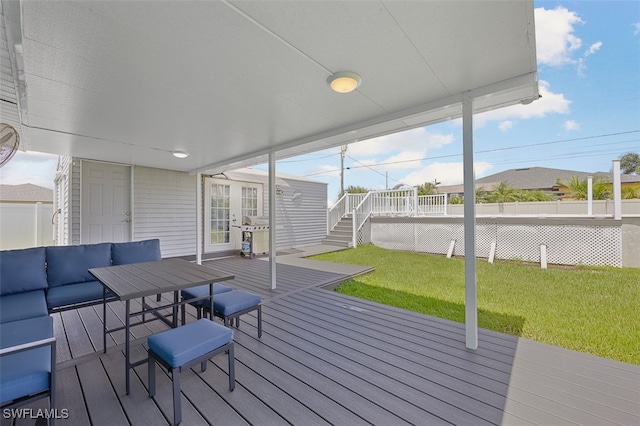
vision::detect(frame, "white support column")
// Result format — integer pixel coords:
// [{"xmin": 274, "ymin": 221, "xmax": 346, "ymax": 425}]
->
[
  {"xmin": 196, "ymin": 173, "xmax": 203, "ymax": 265},
  {"xmin": 612, "ymin": 160, "xmax": 622, "ymax": 220},
  {"xmin": 587, "ymin": 176, "xmax": 593, "ymax": 216},
  {"xmin": 268, "ymin": 152, "xmax": 277, "ymax": 290},
  {"xmin": 462, "ymin": 92, "xmax": 478, "ymax": 350},
  {"xmin": 413, "ymin": 187, "xmax": 418, "ymax": 217}
]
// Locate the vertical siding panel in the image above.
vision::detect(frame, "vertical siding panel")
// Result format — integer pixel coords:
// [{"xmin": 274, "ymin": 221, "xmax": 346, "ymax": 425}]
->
[
  {"xmin": 132, "ymin": 166, "xmax": 197, "ymax": 257},
  {"xmin": 71, "ymin": 159, "xmax": 81, "ymax": 245},
  {"xmin": 275, "ymin": 178, "xmax": 328, "ymax": 248}
]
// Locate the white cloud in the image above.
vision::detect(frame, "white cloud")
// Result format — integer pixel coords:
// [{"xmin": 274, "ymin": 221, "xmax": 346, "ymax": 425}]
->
[
  {"xmin": 305, "ymin": 163, "xmax": 340, "ymax": 178},
  {"xmin": 563, "ymin": 120, "xmax": 580, "ymax": 131},
  {"xmin": 0, "ymin": 151, "xmax": 58, "ymax": 189},
  {"xmin": 401, "ymin": 161, "xmax": 493, "ymax": 187},
  {"xmin": 474, "ymin": 80, "xmax": 571, "ymax": 127},
  {"xmin": 535, "ymin": 6, "xmax": 584, "ymax": 66},
  {"xmin": 498, "ymin": 121, "xmax": 514, "ymax": 132},
  {"xmin": 584, "ymin": 41, "xmax": 602, "ymax": 57},
  {"xmin": 634, "ymin": 22, "xmax": 640, "ymax": 36},
  {"xmin": 347, "ymin": 127, "xmax": 454, "ymax": 158}
]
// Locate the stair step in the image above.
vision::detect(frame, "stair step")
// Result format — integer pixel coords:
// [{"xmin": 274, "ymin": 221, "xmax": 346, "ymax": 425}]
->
[{"xmin": 322, "ymin": 239, "xmax": 352, "ymax": 247}]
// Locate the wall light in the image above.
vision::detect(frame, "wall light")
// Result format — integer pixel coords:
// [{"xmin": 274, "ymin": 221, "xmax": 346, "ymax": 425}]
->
[
  {"xmin": 172, "ymin": 150, "xmax": 189, "ymax": 158},
  {"xmin": 327, "ymin": 71, "xmax": 361, "ymax": 93}
]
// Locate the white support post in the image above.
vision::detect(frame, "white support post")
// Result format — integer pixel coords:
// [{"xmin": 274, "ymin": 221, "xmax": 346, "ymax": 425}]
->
[
  {"xmin": 443, "ymin": 194, "xmax": 448, "ymax": 216},
  {"xmin": 447, "ymin": 240, "xmax": 456, "ymax": 258},
  {"xmin": 540, "ymin": 244, "xmax": 548, "ymax": 269},
  {"xmin": 612, "ymin": 160, "xmax": 622, "ymax": 220},
  {"xmin": 413, "ymin": 187, "xmax": 418, "ymax": 217},
  {"xmin": 352, "ymin": 209, "xmax": 357, "ymax": 248},
  {"xmin": 196, "ymin": 173, "xmax": 203, "ymax": 265},
  {"xmin": 269, "ymin": 153, "xmax": 277, "ymax": 290},
  {"xmin": 488, "ymin": 241, "xmax": 496, "ymax": 264},
  {"xmin": 587, "ymin": 176, "xmax": 593, "ymax": 216},
  {"xmin": 462, "ymin": 92, "xmax": 478, "ymax": 350}
]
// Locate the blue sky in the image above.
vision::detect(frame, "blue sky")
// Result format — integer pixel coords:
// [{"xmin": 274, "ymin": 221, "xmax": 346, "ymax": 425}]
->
[{"xmin": 1, "ymin": 1, "xmax": 639, "ymax": 202}]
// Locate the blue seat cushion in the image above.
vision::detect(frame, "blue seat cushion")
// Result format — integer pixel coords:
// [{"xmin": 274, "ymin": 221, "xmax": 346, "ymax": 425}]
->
[
  {"xmin": 46, "ymin": 243, "xmax": 112, "ymax": 287},
  {"xmin": 46, "ymin": 281, "xmax": 114, "ymax": 309},
  {"xmin": 0, "ymin": 290, "xmax": 48, "ymax": 323},
  {"xmin": 213, "ymin": 290, "xmax": 261, "ymax": 317},
  {"xmin": 111, "ymin": 239, "xmax": 161, "ymax": 265},
  {"xmin": 0, "ymin": 316, "xmax": 54, "ymax": 404},
  {"xmin": 182, "ymin": 283, "xmax": 233, "ymax": 307},
  {"xmin": 0, "ymin": 247, "xmax": 47, "ymax": 296},
  {"xmin": 148, "ymin": 319, "xmax": 233, "ymax": 368}
]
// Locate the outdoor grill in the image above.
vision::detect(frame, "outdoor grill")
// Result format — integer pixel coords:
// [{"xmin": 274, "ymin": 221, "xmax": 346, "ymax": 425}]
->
[{"xmin": 239, "ymin": 216, "xmax": 269, "ymax": 258}]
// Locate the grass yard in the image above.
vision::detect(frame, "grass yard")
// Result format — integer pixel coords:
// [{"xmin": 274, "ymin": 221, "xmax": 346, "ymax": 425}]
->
[{"xmin": 310, "ymin": 244, "xmax": 640, "ymax": 365}]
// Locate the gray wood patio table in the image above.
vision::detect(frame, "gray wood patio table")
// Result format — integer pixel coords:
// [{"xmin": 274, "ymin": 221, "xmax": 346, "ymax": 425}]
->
[{"xmin": 89, "ymin": 258, "xmax": 234, "ymax": 394}]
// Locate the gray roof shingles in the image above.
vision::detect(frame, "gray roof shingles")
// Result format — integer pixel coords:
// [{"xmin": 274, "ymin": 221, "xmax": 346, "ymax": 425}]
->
[{"xmin": 0, "ymin": 183, "xmax": 53, "ymax": 202}]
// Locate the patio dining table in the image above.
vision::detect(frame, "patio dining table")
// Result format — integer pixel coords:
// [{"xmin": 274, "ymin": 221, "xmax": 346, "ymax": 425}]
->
[{"xmin": 89, "ymin": 258, "xmax": 234, "ymax": 394}]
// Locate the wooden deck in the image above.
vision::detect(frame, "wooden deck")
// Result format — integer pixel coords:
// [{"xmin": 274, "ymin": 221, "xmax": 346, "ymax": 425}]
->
[{"xmin": 3, "ymin": 257, "xmax": 638, "ymax": 426}]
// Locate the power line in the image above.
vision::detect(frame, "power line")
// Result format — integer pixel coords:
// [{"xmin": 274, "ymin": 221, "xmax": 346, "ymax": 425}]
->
[{"xmin": 302, "ymin": 130, "xmax": 640, "ymax": 177}]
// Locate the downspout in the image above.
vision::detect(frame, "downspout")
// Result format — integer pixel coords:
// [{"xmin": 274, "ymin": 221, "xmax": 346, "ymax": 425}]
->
[
  {"xmin": 462, "ymin": 92, "xmax": 478, "ymax": 350},
  {"xmin": 268, "ymin": 153, "xmax": 277, "ymax": 290}
]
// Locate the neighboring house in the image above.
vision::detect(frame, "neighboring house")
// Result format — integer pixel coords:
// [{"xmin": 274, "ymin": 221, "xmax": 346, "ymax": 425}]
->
[
  {"xmin": 54, "ymin": 157, "xmax": 327, "ymax": 257},
  {"xmin": 438, "ymin": 166, "xmax": 640, "ymax": 197},
  {"xmin": 0, "ymin": 183, "xmax": 54, "ymax": 249},
  {"xmin": 0, "ymin": 183, "xmax": 53, "ymax": 203}
]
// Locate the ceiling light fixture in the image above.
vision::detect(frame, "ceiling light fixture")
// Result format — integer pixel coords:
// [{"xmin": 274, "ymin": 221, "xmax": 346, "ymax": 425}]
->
[
  {"xmin": 327, "ymin": 71, "xmax": 361, "ymax": 94},
  {"xmin": 172, "ymin": 150, "xmax": 189, "ymax": 158}
]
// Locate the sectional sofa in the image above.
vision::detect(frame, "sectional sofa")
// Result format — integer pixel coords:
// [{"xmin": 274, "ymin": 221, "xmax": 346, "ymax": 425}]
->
[{"xmin": 0, "ymin": 239, "xmax": 161, "ymax": 415}]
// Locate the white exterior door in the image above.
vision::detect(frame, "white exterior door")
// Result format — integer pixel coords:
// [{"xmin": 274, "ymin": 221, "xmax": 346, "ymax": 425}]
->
[
  {"xmin": 204, "ymin": 178, "xmax": 262, "ymax": 253},
  {"xmin": 81, "ymin": 161, "xmax": 131, "ymax": 243}
]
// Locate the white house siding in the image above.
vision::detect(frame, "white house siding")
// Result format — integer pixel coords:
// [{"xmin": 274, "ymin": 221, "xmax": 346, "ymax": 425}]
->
[
  {"xmin": 70, "ymin": 160, "xmax": 81, "ymax": 245},
  {"xmin": 132, "ymin": 166, "xmax": 197, "ymax": 258},
  {"xmin": 270, "ymin": 177, "xmax": 328, "ymax": 249},
  {"xmin": 54, "ymin": 156, "xmax": 72, "ymax": 245}
]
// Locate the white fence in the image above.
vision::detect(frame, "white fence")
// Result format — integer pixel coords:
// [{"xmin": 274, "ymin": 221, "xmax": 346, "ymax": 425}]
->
[
  {"xmin": 446, "ymin": 199, "xmax": 640, "ymax": 216},
  {"xmin": 0, "ymin": 202, "xmax": 54, "ymax": 250},
  {"xmin": 371, "ymin": 216, "xmax": 627, "ymax": 267}
]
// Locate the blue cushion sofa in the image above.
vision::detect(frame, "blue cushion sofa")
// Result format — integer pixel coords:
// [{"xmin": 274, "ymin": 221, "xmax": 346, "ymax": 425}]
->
[{"xmin": 0, "ymin": 238, "xmax": 161, "ymax": 414}]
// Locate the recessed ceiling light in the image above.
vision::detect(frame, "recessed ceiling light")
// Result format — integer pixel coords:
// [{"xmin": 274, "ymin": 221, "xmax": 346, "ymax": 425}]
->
[
  {"xmin": 172, "ymin": 150, "xmax": 189, "ymax": 158},
  {"xmin": 327, "ymin": 71, "xmax": 361, "ymax": 94}
]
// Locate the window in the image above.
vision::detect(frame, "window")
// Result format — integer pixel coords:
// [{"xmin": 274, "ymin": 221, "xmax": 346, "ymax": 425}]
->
[
  {"xmin": 241, "ymin": 186, "xmax": 259, "ymax": 218},
  {"xmin": 209, "ymin": 184, "xmax": 230, "ymax": 244}
]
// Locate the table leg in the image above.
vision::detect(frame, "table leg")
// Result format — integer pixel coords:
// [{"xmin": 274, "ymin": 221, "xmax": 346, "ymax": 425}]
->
[
  {"xmin": 172, "ymin": 291, "xmax": 178, "ymax": 328},
  {"xmin": 209, "ymin": 282, "xmax": 214, "ymax": 321},
  {"xmin": 125, "ymin": 299, "xmax": 131, "ymax": 395},
  {"xmin": 103, "ymin": 286, "xmax": 107, "ymax": 353}
]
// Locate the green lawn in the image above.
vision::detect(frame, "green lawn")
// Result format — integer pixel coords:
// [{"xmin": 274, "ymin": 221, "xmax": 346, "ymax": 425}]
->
[{"xmin": 310, "ymin": 244, "xmax": 640, "ymax": 365}]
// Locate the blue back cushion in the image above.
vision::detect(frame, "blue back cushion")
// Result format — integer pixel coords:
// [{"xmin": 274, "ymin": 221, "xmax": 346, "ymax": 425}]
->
[
  {"xmin": 0, "ymin": 247, "xmax": 48, "ymax": 296},
  {"xmin": 111, "ymin": 239, "xmax": 161, "ymax": 265},
  {"xmin": 46, "ymin": 243, "xmax": 112, "ymax": 287}
]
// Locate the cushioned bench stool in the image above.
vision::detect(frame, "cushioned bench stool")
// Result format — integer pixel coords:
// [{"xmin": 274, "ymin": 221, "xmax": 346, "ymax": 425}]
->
[
  {"xmin": 206, "ymin": 290, "xmax": 262, "ymax": 338},
  {"xmin": 180, "ymin": 283, "xmax": 233, "ymax": 324},
  {"xmin": 147, "ymin": 319, "xmax": 234, "ymax": 426}
]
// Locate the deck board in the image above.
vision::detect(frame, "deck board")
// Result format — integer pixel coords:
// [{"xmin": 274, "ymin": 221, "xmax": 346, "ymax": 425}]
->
[{"xmin": 7, "ymin": 256, "xmax": 637, "ymax": 426}]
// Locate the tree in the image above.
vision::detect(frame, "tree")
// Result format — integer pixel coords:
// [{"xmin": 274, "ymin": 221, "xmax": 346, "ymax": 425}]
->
[
  {"xmin": 415, "ymin": 180, "xmax": 440, "ymax": 196},
  {"xmin": 620, "ymin": 152, "xmax": 640, "ymax": 174},
  {"xmin": 338, "ymin": 185, "xmax": 369, "ymax": 199},
  {"xmin": 555, "ymin": 176, "xmax": 611, "ymax": 200}
]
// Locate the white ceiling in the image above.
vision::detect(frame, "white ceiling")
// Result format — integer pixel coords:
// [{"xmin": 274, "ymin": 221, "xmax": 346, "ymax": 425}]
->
[{"xmin": 1, "ymin": 0, "xmax": 538, "ymax": 174}]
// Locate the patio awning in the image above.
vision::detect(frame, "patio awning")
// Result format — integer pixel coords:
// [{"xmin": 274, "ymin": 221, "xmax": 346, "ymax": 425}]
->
[{"xmin": 1, "ymin": 0, "xmax": 538, "ymax": 172}]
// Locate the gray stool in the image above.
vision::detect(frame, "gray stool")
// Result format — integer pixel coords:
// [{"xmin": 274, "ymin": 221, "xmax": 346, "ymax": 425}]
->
[
  {"xmin": 205, "ymin": 290, "xmax": 262, "ymax": 338},
  {"xmin": 148, "ymin": 319, "xmax": 234, "ymax": 425}
]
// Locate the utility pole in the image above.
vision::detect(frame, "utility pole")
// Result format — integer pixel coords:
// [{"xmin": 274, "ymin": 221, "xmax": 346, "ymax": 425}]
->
[{"xmin": 340, "ymin": 145, "xmax": 347, "ymax": 196}]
